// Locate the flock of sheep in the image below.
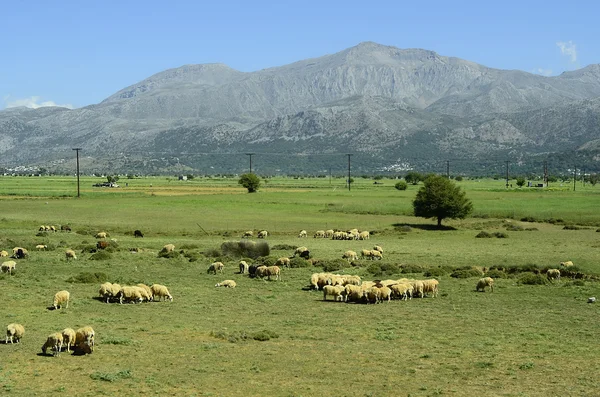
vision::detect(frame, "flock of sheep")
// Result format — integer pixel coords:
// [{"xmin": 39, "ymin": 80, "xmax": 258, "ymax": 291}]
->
[
  {"xmin": 6, "ymin": 322, "xmax": 95, "ymax": 357},
  {"xmin": 98, "ymin": 282, "xmax": 173, "ymax": 304}
]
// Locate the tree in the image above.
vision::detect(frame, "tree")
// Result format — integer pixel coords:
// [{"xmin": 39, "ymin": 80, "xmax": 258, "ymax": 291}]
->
[
  {"xmin": 413, "ymin": 175, "xmax": 473, "ymax": 227},
  {"xmin": 516, "ymin": 177, "xmax": 526, "ymax": 188},
  {"xmin": 394, "ymin": 181, "xmax": 408, "ymax": 191},
  {"xmin": 238, "ymin": 173, "xmax": 261, "ymax": 193},
  {"xmin": 404, "ymin": 171, "xmax": 422, "ymax": 185}
]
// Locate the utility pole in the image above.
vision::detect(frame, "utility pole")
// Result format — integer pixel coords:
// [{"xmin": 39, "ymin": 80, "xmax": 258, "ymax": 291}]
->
[
  {"xmin": 505, "ymin": 160, "xmax": 510, "ymax": 188},
  {"xmin": 446, "ymin": 160, "xmax": 450, "ymax": 179},
  {"xmin": 543, "ymin": 161, "xmax": 548, "ymax": 187},
  {"xmin": 72, "ymin": 148, "xmax": 82, "ymax": 198},
  {"xmin": 347, "ymin": 154, "xmax": 353, "ymax": 192},
  {"xmin": 245, "ymin": 153, "xmax": 254, "ymax": 173},
  {"xmin": 573, "ymin": 166, "xmax": 577, "ymax": 191}
]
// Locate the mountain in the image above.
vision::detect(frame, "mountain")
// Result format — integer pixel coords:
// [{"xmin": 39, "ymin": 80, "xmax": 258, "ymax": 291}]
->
[{"xmin": 1, "ymin": 41, "xmax": 600, "ymax": 175}]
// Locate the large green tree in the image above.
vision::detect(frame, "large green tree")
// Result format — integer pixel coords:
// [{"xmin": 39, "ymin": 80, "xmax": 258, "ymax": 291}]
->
[
  {"xmin": 238, "ymin": 173, "xmax": 261, "ymax": 193},
  {"xmin": 413, "ymin": 175, "xmax": 473, "ymax": 227}
]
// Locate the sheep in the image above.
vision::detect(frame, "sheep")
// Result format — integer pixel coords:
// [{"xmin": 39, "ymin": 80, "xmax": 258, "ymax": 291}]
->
[
  {"xmin": 275, "ymin": 257, "xmax": 291, "ymax": 268},
  {"xmin": 95, "ymin": 232, "xmax": 108, "ymax": 239},
  {"xmin": 36, "ymin": 244, "xmax": 48, "ymax": 250},
  {"xmin": 239, "ymin": 260, "xmax": 249, "ymax": 274},
  {"xmin": 476, "ymin": 277, "xmax": 494, "ymax": 292},
  {"xmin": 151, "ymin": 284, "xmax": 173, "ymax": 301},
  {"xmin": 207, "ymin": 261, "xmax": 225, "ymax": 274},
  {"xmin": 313, "ymin": 230, "xmax": 326, "ymax": 238},
  {"xmin": 215, "ymin": 280, "xmax": 237, "ymax": 288},
  {"xmin": 342, "ymin": 250, "xmax": 358, "ymax": 262},
  {"xmin": 255, "ymin": 265, "xmax": 268, "ymax": 279},
  {"xmin": 358, "ymin": 231, "xmax": 370, "ymax": 240},
  {"xmin": 136, "ymin": 283, "xmax": 154, "ymax": 301},
  {"xmin": 117, "ymin": 286, "xmax": 144, "ymax": 304},
  {"xmin": 341, "ymin": 274, "xmax": 361, "ymax": 286},
  {"xmin": 376, "ymin": 286, "xmax": 392, "ymax": 303},
  {"xmin": 134, "ymin": 229, "xmax": 144, "ymax": 238},
  {"xmin": 61, "ymin": 328, "xmax": 77, "ymax": 352},
  {"xmin": 363, "ymin": 287, "xmax": 380, "ymax": 304},
  {"xmin": 41, "ymin": 332, "xmax": 64, "ymax": 356},
  {"xmin": 242, "ymin": 230, "xmax": 254, "ymax": 238},
  {"xmin": 39, "ymin": 225, "xmax": 46, "ymax": 231},
  {"xmin": 332, "ymin": 231, "xmax": 344, "ymax": 240},
  {"xmin": 266, "ymin": 265, "xmax": 281, "ymax": 281},
  {"xmin": 344, "ymin": 284, "xmax": 364, "ymax": 302},
  {"xmin": 390, "ymin": 283, "xmax": 413, "ymax": 300},
  {"xmin": 1, "ymin": 260, "xmax": 16, "ymax": 274},
  {"xmin": 560, "ymin": 261, "xmax": 574, "ymax": 267},
  {"xmin": 0, "ymin": 250, "xmax": 8, "ymax": 257},
  {"xmin": 373, "ymin": 245, "xmax": 383, "ymax": 254},
  {"xmin": 6, "ymin": 323, "xmax": 25, "ymax": 343},
  {"xmin": 369, "ymin": 250, "xmax": 383, "ymax": 260},
  {"xmin": 96, "ymin": 241, "xmax": 109, "ymax": 250},
  {"xmin": 360, "ymin": 249, "xmax": 371, "ymax": 259},
  {"xmin": 12, "ymin": 247, "xmax": 28, "ymax": 259},
  {"xmin": 60, "ymin": 225, "xmax": 72, "ymax": 232},
  {"xmin": 49, "ymin": 226, "xmax": 56, "ymax": 232},
  {"xmin": 323, "ymin": 285, "xmax": 345, "ymax": 301},
  {"xmin": 422, "ymin": 279, "xmax": 439, "ymax": 298},
  {"xmin": 298, "ymin": 230, "xmax": 307, "ymax": 238},
  {"xmin": 257, "ymin": 230, "xmax": 268, "ymax": 239},
  {"xmin": 328, "ymin": 274, "xmax": 345, "ymax": 286},
  {"xmin": 294, "ymin": 246, "xmax": 309, "ymax": 257},
  {"xmin": 161, "ymin": 244, "xmax": 175, "ymax": 253},
  {"xmin": 75, "ymin": 326, "xmax": 95, "ymax": 353},
  {"xmin": 65, "ymin": 249, "xmax": 77, "ymax": 260},
  {"xmin": 310, "ymin": 273, "xmax": 332, "ymax": 290},
  {"xmin": 323, "ymin": 229, "xmax": 333, "ymax": 238},
  {"xmin": 547, "ymin": 269, "xmax": 561, "ymax": 280},
  {"xmin": 410, "ymin": 280, "xmax": 425, "ymax": 298},
  {"xmin": 53, "ymin": 290, "xmax": 70, "ymax": 309},
  {"xmin": 99, "ymin": 282, "xmax": 121, "ymax": 303}
]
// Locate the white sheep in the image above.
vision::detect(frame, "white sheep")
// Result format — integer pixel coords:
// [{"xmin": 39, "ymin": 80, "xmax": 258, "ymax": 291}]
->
[
  {"xmin": 0, "ymin": 250, "xmax": 8, "ymax": 257},
  {"xmin": 369, "ymin": 250, "xmax": 383, "ymax": 260},
  {"xmin": 242, "ymin": 230, "xmax": 254, "ymax": 238},
  {"xmin": 344, "ymin": 284, "xmax": 363, "ymax": 302},
  {"xmin": 36, "ymin": 244, "xmax": 48, "ymax": 250},
  {"xmin": 95, "ymin": 232, "xmax": 108, "ymax": 239},
  {"xmin": 325, "ymin": 229, "xmax": 334, "ymax": 238},
  {"xmin": 151, "ymin": 284, "xmax": 173, "ymax": 301},
  {"xmin": 547, "ymin": 269, "xmax": 561, "ymax": 280},
  {"xmin": 266, "ymin": 266, "xmax": 281, "ymax": 281},
  {"xmin": 476, "ymin": 277, "xmax": 494, "ymax": 292},
  {"xmin": 313, "ymin": 230, "xmax": 326, "ymax": 238},
  {"xmin": 373, "ymin": 245, "xmax": 383, "ymax": 254},
  {"xmin": 342, "ymin": 250, "xmax": 358, "ymax": 262},
  {"xmin": 1, "ymin": 260, "xmax": 16, "ymax": 274},
  {"xmin": 257, "ymin": 230, "xmax": 268, "ymax": 238},
  {"xmin": 6, "ymin": 323, "xmax": 25, "ymax": 343},
  {"xmin": 560, "ymin": 260, "xmax": 574, "ymax": 267},
  {"xmin": 390, "ymin": 283, "xmax": 413, "ymax": 300},
  {"xmin": 42, "ymin": 332, "xmax": 64, "ymax": 356},
  {"xmin": 65, "ymin": 249, "xmax": 77, "ymax": 260},
  {"xmin": 53, "ymin": 290, "xmax": 70, "ymax": 309},
  {"xmin": 275, "ymin": 257, "xmax": 291, "ymax": 268},
  {"xmin": 215, "ymin": 280, "xmax": 237, "ymax": 288},
  {"xmin": 75, "ymin": 326, "xmax": 95, "ymax": 353},
  {"xmin": 341, "ymin": 274, "xmax": 361, "ymax": 286},
  {"xmin": 422, "ymin": 279, "xmax": 439, "ymax": 298},
  {"xmin": 294, "ymin": 246, "xmax": 309, "ymax": 257},
  {"xmin": 61, "ymin": 328, "xmax": 77, "ymax": 352},
  {"xmin": 323, "ymin": 285, "xmax": 345, "ymax": 301},
  {"xmin": 161, "ymin": 244, "xmax": 175, "ymax": 253},
  {"xmin": 12, "ymin": 247, "xmax": 28, "ymax": 259},
  {"xmin": 117, "ymin": 286, "xmax": 143, "ymax": 304},
  {"xmin": 99, "ymin": 282, "xmax": 122, "ymax": 303},
  {"xmin": 207, "ymin": 261, "xmax": 225, "ymax": 274},
  {"xmin": 134, "ymin": 285, "xmax": 153, "ymax": 302},
  {"xmin": 358, "ymin": 231, "xmax": 370, "ymax": 240},
  {"xmin": 239, "ymin": 260, "xmax": 249, "ymax": 274},
  {"xmin": 298, "ymin": 230, "xmax": 307, "ymax": 238}
]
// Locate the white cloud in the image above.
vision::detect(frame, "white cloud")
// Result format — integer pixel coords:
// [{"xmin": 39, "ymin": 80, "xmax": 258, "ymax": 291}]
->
[
  {"xmin": 4, "ymin": 96, "xmax": 74, "ymax": 109},
  {"xmin": 556, "ymin": 41, "xmax": 577, "ymax": 63},
  {"xmin": 532, "ymin": 68, "xmax": 553, "ymax": 76}
]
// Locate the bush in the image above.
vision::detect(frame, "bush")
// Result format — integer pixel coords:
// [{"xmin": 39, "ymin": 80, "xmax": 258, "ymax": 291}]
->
[
  {"xmin": 545, "ymin": 218, "xmax": 564, "ymax": 224},
  {"xmin": 253, "ymin": 329, "xmax": 279, "ymax": 341},
  {"xmin": 518, "ymin": 272, "xmax": 548, "ymax": 285},
  {"xmin": 238, "ymin": 173, "xmax": 261, "ymax": 193},
  {"xmin": 505, "ymin": 224, "xmax": 524, "ymax": 231},
  {"xmin": 271, "ymin": 244, "xmax": 296, "ymax": 251},
  {"xmin": 221, "ymin": 240, "xmax": 270, "ymax": 259},
  {"xmin": 255, "ymin": 256, "xmax": 278, "ymax": 267},
  {"xmin": 157, "ymin": 250, "xmax": 180, "ymax": 259},
  {"xmin": 563, "ymin": 224, "xmax": 581, "ymax": 230},
  {"xmin": 67, "ymin": 272, "xmax": 108, "ymax": 283},
  {"xmin": 203, "ymin": 248, "xmax": 221, "ymax": 258},
  {"xmin": 395, "ymin": 225, "xmax": 412, "ymax": 233},
  {"xmin": 321, "ymin": 259, "xmax": 349, "ymax": 272},
  {"xmin": 183, "ymin": 251, "xmax": 201, "ymax": 262},
  {"xmin": 367, "ymin": 262, "xmax": 401, "ymax": 277},
  {"xmin": 424, "ymin": 266, "xmax": 452, "ymax": 277},
  {"xmin": 394, "ymin": 181, "xmax": 408, "ymax": 191},
  {"xmin": 475, "ymin": 231, "xmax": 492, "ymax": 238},
  {"xmin": 520, "ymin": 216, "xmax": 538, "ymax": 223},
  {"xmin": 451, "ymin": 268, "xmax": 485, "ymax": 278},
  {"xmin": 493, "ymin": 232, "xmax": 508, "ymax": 238},
  {"xmin": 485, "ymin": 269, "xmax": 508, "ymax": 279},
  {"xmin": 289, "ymin": 257, "xmax": 310, "ymax": 268},
  {"xmin": 401, "ymin": 263, "xmax": 425, "ymax": 274},
  {"xmin": 89, "ymin": 251, "xmax": 112, "ymax": 260}
]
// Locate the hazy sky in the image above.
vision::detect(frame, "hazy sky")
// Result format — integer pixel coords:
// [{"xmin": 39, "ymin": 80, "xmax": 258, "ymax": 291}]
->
[{"xmin": 2, "ymin": 0, "xmax": 598, "ymax": 110}]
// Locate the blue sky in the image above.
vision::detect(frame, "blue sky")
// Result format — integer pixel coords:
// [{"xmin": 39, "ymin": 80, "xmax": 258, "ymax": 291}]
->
[{"xmin": 2, "ymin": 0, "xmax": 598, "ymax": 110}]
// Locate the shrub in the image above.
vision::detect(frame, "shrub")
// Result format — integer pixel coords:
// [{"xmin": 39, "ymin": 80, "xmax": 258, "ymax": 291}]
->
[
  {"xmin": 520, "ymin": 216, "xmax": 538, "ymax": 223},
  {"xmin": 485, "ymin": 269, "xmax": 508, "ymax": 279},
  {"xmin": 525, "ymin": 227, "xmax": 539, "ymax": 231},
  {"xmin": 255, "ymin": 256, "xmax": 278, "ymax": 267},
  {"xmin": 183, "ymin": 251, "xmax": 201, "ymax": 262},
  {"xmin": 545, "ymin": 218, "xmax": 564, "ymax": 224},
  {"xmin": 401, "ymin": 263, "xmax": 425, "ymax": 274},
  {"xmin": 157, "ymin": 250, "xmax": 180, "ymax": 259},
  {"xmin": 450, "ymin": 268, "xmax": 484, "ymax": 278},
  {"xmin": 67, "ymin": 272, "xmax": 108, "ymax": 283},
  {"xmin": 253, "ymin": 329, "xmax": 279, "ymax": 341},
  {"xmin": 221, "ymin": 240, "xmax": 270, "ymax": 259},
  {"xmin": 424, "ymin": 266, "xmax": 452, "ymax": 277},
  {"xmin": 180, "ymin": 243, "xmax": 200, "ymax": 250},
  {"xmin": 505, "ymin": 224, "xmax": 524, "ymax": 231},
  {"xmin": 394, "ymin": 181, "xmax": 408, "ymax": 191},
  {"xmin": 321, "ymin": 259, "xmax": 348, "ymax": 272},
  {"xmin": 203, "ymin": 248, "xmax": 221, "ymax": 258},
  {"xmin": 563, "ymin": 224, "xmax": 581, "ymax": 230},
  {"xmin": 89, "ymin": 251, "xmax": 112, "ymax": 260},
  {"xmin": 493, "ymin": 232, "xmax": 508, "ymax": 238},
  {"xmin": 78, "ymin": 244, "xmax": 98, "ymax": 253},
  {"xmin": 367, "ymin": 262, "xmax": 400, "ymax": 277},
  {"xmin": 518, "ymin": 272, "xmax": 548, "ymax": 285},
  {"xmin": 396, "ymin": 225, "xmax": 412, "ymax": 233},
  {"xmin": 271, "ymin": 244, "xmax": 296, "ymax": 250},
  {"xmin": 289, "ymin": 257, "xmax": 310, "ymax": 268},
  {"xmin": 475, "ymin": 231, "xmax": 492, "ymax": 238}
]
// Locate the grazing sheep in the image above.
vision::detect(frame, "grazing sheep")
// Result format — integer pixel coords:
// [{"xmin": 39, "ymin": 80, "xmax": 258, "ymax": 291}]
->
[
  {"xmin": 161, "ymin": 244, "xmax": 175, "ymax": 253},
  {"xmin": 341, "ymin": 274, "xmax": 361, "ymax": 286},
  {"xmin": 257, "ymin": 230, "xmax": 268, "ymax": 239},
  {"xmin": 117, "ymin": 286, "xmax": 143, "ymax": 304},
  {"xmin": 207, "ymin": 261, "xmax": 225, "ymax": 274},
  {"xmin": 560, "ymin": 261, "xmax": 574, "ymax": 267},
  {"xmin": 363, "ymin": 287, "xmax": 380, "ymax": 304},
  {"xmin": 41, "ymin": 332, "xmax": 64, "ymax": 356},
  {"xmin": 325, "ymin": 229, "xmax": 334, "ymax": 238},
  {"xmin": 215, "ymin": 280, "xmax": 237, "ymax": 288},
  {"xmin": 342, "ymin": 250, "xmax": 358, "ymax": 262},
  {"xmin": 360, "ymin": 249, "xmax": 371, "ymax": 259},
  {"xmin": 369, "ymin": 250, "xmax": 383, "ymax": 260},
  {"xmin": 476, "ymin": 277, "xmax": 494, "ymax": 292},
  {"xmin": 298, "ymin": 230, "xmax": 307, "ymax": 238},
  {"xmin": 136, "ymin": 283, "xmax": 154, "ymax": 301},
  {"xmin": 294, "ymin": 246, "xmax": 309, "ymax": 257},
  {"xmin": 376, "ymin": 286, "xmax": 392, "ymax": 303},
  {"xmin": 242, "ymin": 230, "xmax": 254, "ymax": 238},
  {"xmin": 390, "ymin": 283, "xmax": 413, "ymax": 300},
  {"xmin": 5, "ymin": 323, "xmax": 25, "ymax": 343},
  {"xmin": 358, "ymin": 231, "xmax": 370, "ymax": 240},
  {"xmin": 239, "ymin": 260, "xmax": 249, "ymax": 274},
  {"xmin": 36, "ymin": 244, "xmax": 48, "ymax": 250},
  {"xmin": 65, "ymin": 249, "xmax": 77, "ymax": 260},
  {"xmin": 422, "ymin": 279, "xmax": 439, "ymax": 298},
  {"xmin": 299, "ymin": 250, "xmax": 310, "ymax": 259},
  {"xmin": 310, "ymin": 273, "xmax": 327, "ymax": 290},
  {"xmin": 60, "ymin": 225, "xmax": 71, "ymax": 232},
  {"xmin": 39, "ymin": 225, "xmax": 46, "ymax": 231},
  {"xmin": 255, "ymin": 265, "xmax": 268, "ymax": 279},
  {"xmin": 0, "ymin": 250, "xmax": 8, "ymax": 257},
  {"xmin": 12, "ymin": 247, "xmax": 28, "ymax": 259},
  {"xmin": 275, "ymin": 257, "xmax": 291, "ymax": 268},
  {"xmin": 344, "ymin": 284, "xmax": 364, "ymax": 302},
  {"xmin": 53, "ymin": 290, "xmax": 70, "ymax": 309},
  {"xmin": 327, "ymin": 274, "xmax": 345, "ymax": 286},
  {"xmin": 410, "ymin": 280, "xmax": 425, "ymax": 298},
  {"xmin": 1, "ymin": 260, "xmax": 16, "ymax": 274},
  {"xmin": 547, "ymin": 269, "xmax": 561, "ymax": 280},
  {"xmin": 323, "ymin": 285, "xmax": 345, "ymax": 301},
  {"xmin": 98, "ymin": 282, "xmax": 121, "ymax": 303},
  {"xmin": 266, "ymin": 266, "xmax": 281, "ymax": 281},
  {"xmin": 313, "ymin": 230, "xmax": 326, "ymax": 238},
  {"xmin": 49, "ymin": 226, "xmax": 56, "ymax": 232},
  {"xmin": 373, "ymin": 245, "xmax": 383, "ymax": 254},
  {"xmin": 61, "ymin": 328, "xmax": 77, "ymax": 352},
  {"xmin": 95, "ymin": 232, "xmax": 108, "ymax": 239},
  {"xmin": 134, "ymin": 229, "xmax": 144, "ymax": 238},
  {"xmin": 75, "ymin": 326, "xmax": 95, "ymax": 353},
  {"xmin": 151, "ymin": 284, "xmax": 173, "ymax": 301}
]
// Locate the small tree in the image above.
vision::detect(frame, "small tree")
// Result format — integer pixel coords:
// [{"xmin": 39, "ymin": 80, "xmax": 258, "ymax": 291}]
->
[
  {"xmin": 238, "ymin": 173, "xmax": 261, "ymax": 193},
  {"xmin": 413, "ymin": 175, "xmax": 473, "ymax": 227},
  {"xmin": 516, "ymin": 177, "xmax": 526, "ymax": 188},
  {"xmin": 395, "ymin": 181, "xmax": 408, "ymax": 191},
  {"xmin": 404, "ymin": 171, "xmax": 422, "ymax": 185}
]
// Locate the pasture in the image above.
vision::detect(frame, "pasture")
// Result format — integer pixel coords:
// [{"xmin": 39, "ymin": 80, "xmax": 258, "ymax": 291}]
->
[{"xmin": 1, "ymin": 176, "xmax": 599, "ymax": 396}]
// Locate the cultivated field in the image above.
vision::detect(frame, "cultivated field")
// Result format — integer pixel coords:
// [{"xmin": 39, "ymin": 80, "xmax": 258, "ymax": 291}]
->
[{"xmin": 1, "ymin": 176, "xmax": 599, "ymax": 396}]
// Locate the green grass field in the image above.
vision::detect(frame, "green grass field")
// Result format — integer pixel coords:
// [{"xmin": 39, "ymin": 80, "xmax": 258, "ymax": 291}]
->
[{"xmin": 1, "ymin": 176, "xmax": 599, "ymax": 396}]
